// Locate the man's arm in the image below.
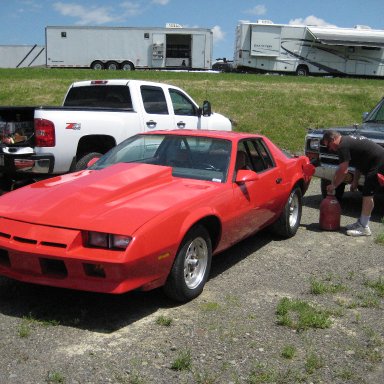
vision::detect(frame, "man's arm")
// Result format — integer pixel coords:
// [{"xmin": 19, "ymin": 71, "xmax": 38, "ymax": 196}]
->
[{"xmin": 327, "ymin": 161, "xmax": 349, "ymax": 194}]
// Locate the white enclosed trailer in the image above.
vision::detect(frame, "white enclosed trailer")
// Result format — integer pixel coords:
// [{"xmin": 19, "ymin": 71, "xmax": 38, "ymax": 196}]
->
[
  {"xmin": 0, "ymin": 45, "xmax": 45, "ymax": 68},
  {"xmin": 234, "ymin": 20, "xmax": 384, "ymax": 77},
  {"xmin": 45, "ymin": 25, "xmax": 213, "ymax": 70}
]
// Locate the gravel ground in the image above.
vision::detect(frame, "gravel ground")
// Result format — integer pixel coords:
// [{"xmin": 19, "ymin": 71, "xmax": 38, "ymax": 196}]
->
[{"xmin": 0, "ymin": 178, "xmax": 383, "ymax": 384}]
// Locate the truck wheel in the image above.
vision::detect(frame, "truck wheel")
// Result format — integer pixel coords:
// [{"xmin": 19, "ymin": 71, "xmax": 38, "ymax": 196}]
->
[
  {"xmin": 163, "ymin": 225, "xmax": 212, "ymax": 302},
  {"xmin": 91, "ymin": 61, "xmax": 104, "ymax": 70},
  {"xmin": 320, "ymin": 179, "xmax": 345, "ymax": 200},
  {"xmin": 106, "ymin": 61, "xmax": 119, "ymax": 70},
  {"xmin": 296, "ymin": 65, "xmax": 309, "ymax": 76},
  {"xmin": 121, "ymin": 61, "xmax": 134, "ymax": 71},
  {"xmin": 75, "ymin": 152, "xmax": 102, "ymax": 171}
]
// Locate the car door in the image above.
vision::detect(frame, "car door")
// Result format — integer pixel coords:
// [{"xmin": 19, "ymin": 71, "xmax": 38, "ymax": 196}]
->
[
  {"xmin": 230, "ymin": 139, "xmax": 285, "ymax": 241},
  {"xmin": 140, "ymin": 85, "xmax": 175, "ymax": 131}
]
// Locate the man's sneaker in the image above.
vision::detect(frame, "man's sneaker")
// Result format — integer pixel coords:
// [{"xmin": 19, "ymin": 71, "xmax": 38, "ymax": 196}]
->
[
  {"xmin": 346, "ymin": 222, "xmax": 371, "ymax": 237},
  {"xmin": 345, "ymin": 221, "xmax": 362, "ymax": 230}
]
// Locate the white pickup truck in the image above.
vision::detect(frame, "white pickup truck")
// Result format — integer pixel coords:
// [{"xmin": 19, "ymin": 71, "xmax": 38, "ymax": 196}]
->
[{"xmin": 0, "ymin": 79, "xmax": 232, "ymax": 188}]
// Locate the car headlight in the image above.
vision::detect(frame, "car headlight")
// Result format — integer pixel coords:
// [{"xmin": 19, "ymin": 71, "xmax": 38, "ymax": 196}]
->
[
  {"xmin": 308, "ymin": 139, "xmax": 320, "ymax": 151},
  {"xmin": 85, "ymin": 231, "xmax": 131, "ymax": 250}
]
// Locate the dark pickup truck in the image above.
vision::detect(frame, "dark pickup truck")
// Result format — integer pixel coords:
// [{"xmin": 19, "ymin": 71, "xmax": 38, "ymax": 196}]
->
[{"xmin": 305, "ymin": 97, "xmax": 384, "ymax": 198}]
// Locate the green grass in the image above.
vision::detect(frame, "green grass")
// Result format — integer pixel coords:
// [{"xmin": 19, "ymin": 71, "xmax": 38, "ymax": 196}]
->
[
  {"xmin": 170, "ymin": 350, "xmax": 192, "ymax": 371},
  {"xmin": 276, "ymin": 297, "xmax": 332, "ymax": 331},
  {"xmin": 1, "ymin": 68, "xmax": 384, "ymax": 152}
]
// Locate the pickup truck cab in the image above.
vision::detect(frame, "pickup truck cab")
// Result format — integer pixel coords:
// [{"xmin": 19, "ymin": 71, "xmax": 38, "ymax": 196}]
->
[
  {"xmin": 0, "ymin": 79, "xmax": 232, "ymax": 187},
  {"xmin": 305, "ymin": 97, "xmax": 384, "ymax": 198}
]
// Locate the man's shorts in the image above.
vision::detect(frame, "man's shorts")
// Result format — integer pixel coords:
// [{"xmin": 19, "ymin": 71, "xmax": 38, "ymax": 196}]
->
[{"xmin": 363, "ymin": 164, "xmax": 384, "ymax": 196}]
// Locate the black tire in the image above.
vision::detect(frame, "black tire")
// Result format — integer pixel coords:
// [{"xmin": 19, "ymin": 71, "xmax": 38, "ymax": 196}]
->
[
  {"xmin": 271, "ymin": 186, "xmax": 302, "ymax": 238},
  {"xmin": 320, "ymin": 178, "xmax": 345, "ymax": 200},
  {"xmin": 75, "ymin": 152, "xmax": 102, "ymax": 171},
  {"xmin": 296, "ymin": 65, "xmax": 309, "ymax": 76},
  {"xmin": 121, "ymin": 61, "xmax": 134, "ymax": 71},
  {"xmin": 90, "ymin": 61, "xmax": 104, "ymax": 70},
  {"xmin": 163, "ymin": 225, "xmax": 212, "ymax": 302},
  {"xmin": 106, "ymin": 61, "xmax": 119, "ymax": 70}
]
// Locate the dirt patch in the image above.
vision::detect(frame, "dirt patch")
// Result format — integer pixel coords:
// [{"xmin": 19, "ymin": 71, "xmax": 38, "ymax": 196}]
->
[{"xmin": 0, "ymin": 179, "xmax": 383, "ymax": 383}]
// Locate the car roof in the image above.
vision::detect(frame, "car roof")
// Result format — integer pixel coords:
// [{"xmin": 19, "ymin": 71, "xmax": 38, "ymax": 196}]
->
[{"xmin": 141, "ymin": 129, "xmax": 264, "ymax": 141}]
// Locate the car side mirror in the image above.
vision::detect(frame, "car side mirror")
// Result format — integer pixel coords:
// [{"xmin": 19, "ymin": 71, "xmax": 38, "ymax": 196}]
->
[
  {"xmin": 202, "ymin": 100, "xmax": 212, "ymax": 116},
  {"xmin": 362, "ymin": 112, "xmax": 369, "ymax": 121},
  {"xmin": 235, "ymin": 169, "xmax": 259, "ymax": 183}
]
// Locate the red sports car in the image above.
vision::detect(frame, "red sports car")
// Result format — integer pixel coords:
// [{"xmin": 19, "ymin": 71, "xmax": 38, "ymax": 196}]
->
[{"xmin": 0, "ymin": 130, "xmax": 314, "ymax": 302}]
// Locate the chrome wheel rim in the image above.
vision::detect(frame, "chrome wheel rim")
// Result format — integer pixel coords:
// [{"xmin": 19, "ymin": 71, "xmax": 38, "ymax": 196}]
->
[
  {"xmin": 184, "ymin": 237, "xmax": 208, "ymax": 289},
  {"xmin": 288, "ymin": 191, "xmax": 300, "ymax": 228}
]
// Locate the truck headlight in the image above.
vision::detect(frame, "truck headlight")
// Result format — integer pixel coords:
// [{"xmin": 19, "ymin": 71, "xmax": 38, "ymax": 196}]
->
[{"xmin": 308, "ymin": 139, "xmax": 320, "ymax": 151}]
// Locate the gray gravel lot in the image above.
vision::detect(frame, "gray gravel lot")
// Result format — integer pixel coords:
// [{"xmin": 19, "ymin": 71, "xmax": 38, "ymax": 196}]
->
[{"xmin": 0, "ymin": 178, "xmax": 383, "ymax": 384}]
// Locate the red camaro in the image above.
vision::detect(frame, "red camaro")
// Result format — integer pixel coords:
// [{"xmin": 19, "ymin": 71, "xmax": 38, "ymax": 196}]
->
[{"xmin": 0, "ymin": 130, "xmax": 314, "ymax": 302}]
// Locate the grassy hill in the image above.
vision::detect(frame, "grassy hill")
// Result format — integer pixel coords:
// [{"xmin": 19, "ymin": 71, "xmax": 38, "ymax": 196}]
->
[{"xmin": 1, "ymin": 68, "xmax": 383, "ymax": 152}]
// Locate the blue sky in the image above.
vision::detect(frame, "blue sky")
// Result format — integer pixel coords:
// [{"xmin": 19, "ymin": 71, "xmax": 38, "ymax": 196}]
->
[{"xmin": 1, "ymin": 0, "xmax": 384, "ymax": 60}]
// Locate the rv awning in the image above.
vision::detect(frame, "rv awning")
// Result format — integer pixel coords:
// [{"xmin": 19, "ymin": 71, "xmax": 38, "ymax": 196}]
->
[{"xmin": 307, "ymin": 26, "xmax": 384, "ymax": 48}]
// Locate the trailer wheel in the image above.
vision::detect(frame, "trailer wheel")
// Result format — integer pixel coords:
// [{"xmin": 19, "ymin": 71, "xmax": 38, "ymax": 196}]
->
[
  {"xmin": 91, "ymin": 61, "xmax": 104, "ymax": 70},
  {"xmin": 296, "ymin": 65, "xmax": 309, "ymax": 76},
  {"xmin": 106, "ymin": 61, "xmax": 119, "ymax": 70},
  {"xmin": 121, "ymin": 61, "xmax": 134, "ymax": 71}
]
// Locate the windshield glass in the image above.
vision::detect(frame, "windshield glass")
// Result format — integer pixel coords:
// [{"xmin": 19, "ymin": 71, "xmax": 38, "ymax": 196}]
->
[
  {"xmin": 90, "ymin": 134, "xmax": 232, "ymax": 183},
  {"xmin": 364, "ymin": 99, "xmax": 384, "ymax": 123}
]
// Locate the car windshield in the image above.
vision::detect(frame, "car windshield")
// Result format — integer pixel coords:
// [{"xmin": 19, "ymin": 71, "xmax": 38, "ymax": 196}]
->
[{"xmin": 89, "ymin": 134, "xmax": 232, "ymax": 183}]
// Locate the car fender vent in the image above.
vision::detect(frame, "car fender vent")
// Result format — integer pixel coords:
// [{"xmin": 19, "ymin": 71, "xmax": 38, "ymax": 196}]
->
[
  {"xmin": 0, "ymin": 232, "xmax": 11, "ymax": 239},
  {"xmin": 41, "ymin": 241, "xmax": 67, "ymax": 249},
  {"xmin": 13, "ymin": 236, "xmax": 37, "ymax": 245}
]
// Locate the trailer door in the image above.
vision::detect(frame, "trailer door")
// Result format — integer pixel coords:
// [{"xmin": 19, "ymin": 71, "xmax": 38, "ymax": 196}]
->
[
  {"xmin": 191, "ymin": 34, "xmax": 206, "ymax": 69},
  {"xmin": 152, "ymin": 33, "xmax": 166, "ymax": 68}
]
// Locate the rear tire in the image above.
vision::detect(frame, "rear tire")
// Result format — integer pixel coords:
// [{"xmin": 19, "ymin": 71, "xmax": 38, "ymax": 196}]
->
[
  {"xmin": 271, "ymin": 186, "xmax": 302, "ymax": 238},
  {"xmin": 163, "ymin": 225, "xmax": 212, "ymax": 302},
  {"xmin": 296, "ymin": 65, "xmax": 309, "ymax": 76},
  {"xmin": 75, "ymin": 152, "xmax": 102, "ymax": 171}
]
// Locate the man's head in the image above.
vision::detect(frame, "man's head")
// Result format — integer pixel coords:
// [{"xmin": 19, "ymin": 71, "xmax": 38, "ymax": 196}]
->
[{"xmin": 322, "ymin": 130, "xmax": 341, "ymax": 152}]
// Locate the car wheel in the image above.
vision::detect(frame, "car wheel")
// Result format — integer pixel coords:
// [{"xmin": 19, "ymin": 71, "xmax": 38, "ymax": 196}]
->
[
  {"xmin": 320, "ymin": 179, "xmax": 345, "ymax": 200},
  {"xmin": 75, "ymin": 152, "xmax": 102, "ymax": 171},
  {"xmin": 271, "ymin": 186, "xmax": 302, "ymax": 238},
  {"xmin": 296, "ymin": 65, "xmax": 309, "ymax": 76},
  {"xmin": 164, "ymin": 225, "xmax": 212, "ymax": 302}
]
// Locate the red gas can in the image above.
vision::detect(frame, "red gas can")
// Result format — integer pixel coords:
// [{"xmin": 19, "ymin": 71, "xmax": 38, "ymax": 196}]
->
[{"xmin": 319, "ymin": 193, "xmax": 341, "ymax": 231}]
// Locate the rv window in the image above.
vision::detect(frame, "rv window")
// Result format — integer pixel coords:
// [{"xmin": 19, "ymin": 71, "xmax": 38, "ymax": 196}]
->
[
  {"xmin": 144, "ymin": 33, "xmax": 149, "ymax": 39},
  {"xmin": 140, "ymin": 86, "xmax": 169, "ymax": 115},
  {"xmin": 169, "ymin": 89, "xmax": 198, "ymax": 116},
  {"xmin": 61, "ymin": 32, "xmax": 67, "ymax": 38}
]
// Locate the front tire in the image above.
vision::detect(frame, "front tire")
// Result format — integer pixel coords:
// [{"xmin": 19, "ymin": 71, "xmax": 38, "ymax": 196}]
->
[
  {"xmin": 271, "ymin": 186, "xmax": 302, "ymax": 238},
  {"xmin": 164, "ymin": 225, "xmax": 212, "ymax": 302}
]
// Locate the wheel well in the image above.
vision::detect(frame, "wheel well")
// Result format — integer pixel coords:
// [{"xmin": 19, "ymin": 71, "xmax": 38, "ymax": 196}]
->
[
  {"xmin": 194, "ymin": 216, "xmax": 221, "ymax": 251},
  {"xmin": 76, "ymin": 135, "xmax": 116, "ymax": 159},
  {"xmin": 296, "ymin": 64, "xmax": 309, "ymax": 75}
]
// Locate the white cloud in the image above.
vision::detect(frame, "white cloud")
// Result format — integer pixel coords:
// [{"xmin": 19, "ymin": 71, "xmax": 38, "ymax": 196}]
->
[
  {"xmin": 211, "ymin": 25, "xmax": 225, "ymax": 43},
  {"xmin": 53, "ymin": 2, "xmax": 118, "ymax": 25},
  {"xmin": 246, "ymin": 4, "xmax": 267, "ymax": 16},
  {"xmin": 120, "ymin": 1, "xmax": 143, "ymax": 17},
  {"xmin": 289, "ymin": 15, "xmax": 337, "ymax": 27},
  {"xmin": 151, "ymin": 0, "xmax": 170, "ymax": 5}
]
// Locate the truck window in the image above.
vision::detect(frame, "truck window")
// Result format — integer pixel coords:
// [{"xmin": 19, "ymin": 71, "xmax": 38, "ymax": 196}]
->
[
  {"xmin": 64, "ymin": 85, "xmax": 133, "ymax": 108},
  {"xmin": 140, "ymin": 86, "xmax": 169, "ymax": 115},
  {"xmin": 169, "ymin": 89, "xmax": 198, "ymax": 116}
]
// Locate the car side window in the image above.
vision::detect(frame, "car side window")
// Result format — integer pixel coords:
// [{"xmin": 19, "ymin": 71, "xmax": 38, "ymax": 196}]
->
[
  {"xmin": 239, "ymin": 139, "xmax": 275, "ymax": 173},
  {"xmin": 169, "ymin": 89, "xmax": 198, "ymax": 116},
  {"xmin": 141, "ymin": 86, "xmax": 169, "ymax": 115}
]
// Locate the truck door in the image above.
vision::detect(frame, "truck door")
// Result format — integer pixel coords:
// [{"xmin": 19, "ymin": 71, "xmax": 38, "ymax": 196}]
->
[
  {"xmin": 140, "ymin": 85, "xmax": 176, "ymax": 131},
  {"xmin": 191, "ymin": 34, "xmax": 206, "ymax": 69}
]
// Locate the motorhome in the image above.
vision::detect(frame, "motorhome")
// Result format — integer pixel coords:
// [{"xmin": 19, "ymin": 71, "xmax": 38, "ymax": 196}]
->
[
  {"xmin": 234, "ymin": 20, "xmax": 384, "ymax": 77},
  {"xmin": 45, "ymin": 24, "xmax": 213, "ymax": 70}
]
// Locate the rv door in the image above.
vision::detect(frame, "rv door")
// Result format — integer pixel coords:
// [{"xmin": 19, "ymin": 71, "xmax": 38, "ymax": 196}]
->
[{"xmin": 191, "ymin": 34, "xmax": 206, "ymax": 69}]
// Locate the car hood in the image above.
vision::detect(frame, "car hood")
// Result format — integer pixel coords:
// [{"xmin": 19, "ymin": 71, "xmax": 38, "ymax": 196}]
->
[{"xmin": 0, "ymin": 163, "xmax": 222, "ymax": 234}]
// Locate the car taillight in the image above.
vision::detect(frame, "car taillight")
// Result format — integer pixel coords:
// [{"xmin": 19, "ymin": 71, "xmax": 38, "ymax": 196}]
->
[{"xmin": 34, "ymin": 118, "xmax": 55, "ymax": 147}]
